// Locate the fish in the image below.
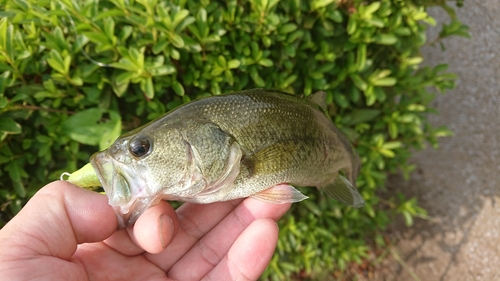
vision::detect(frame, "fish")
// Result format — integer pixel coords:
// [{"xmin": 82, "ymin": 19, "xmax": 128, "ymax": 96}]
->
[{"xmin": 67, "ymin": 89, "xmax": 364, "ymax": 228}]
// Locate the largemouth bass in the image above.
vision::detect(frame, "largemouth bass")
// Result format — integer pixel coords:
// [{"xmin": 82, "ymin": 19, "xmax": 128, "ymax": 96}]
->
[{"xmin": 68, "ymin": 89, "xmax": 364, "ymax": 228}]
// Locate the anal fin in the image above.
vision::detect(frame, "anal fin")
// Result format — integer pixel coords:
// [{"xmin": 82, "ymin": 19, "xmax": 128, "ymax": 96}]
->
[
  {"xmin": 319, "ymin": 174, "xmax": 365, "ymax": 207},
  {"xmin": 251, "ymin": 184, "xmax": 308, "ymax": 204}
]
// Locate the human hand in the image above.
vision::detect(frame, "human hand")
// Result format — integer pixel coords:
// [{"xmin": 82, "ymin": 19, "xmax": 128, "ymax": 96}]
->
[{"xmin": 0, "ymin": 181, "xmax": 290, "ymax": 280}]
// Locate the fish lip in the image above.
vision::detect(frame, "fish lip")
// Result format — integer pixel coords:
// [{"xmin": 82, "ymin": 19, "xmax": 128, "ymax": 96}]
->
[{"xmin": 90, "ymin": 151, "xmax": 139, "ymax": 229}]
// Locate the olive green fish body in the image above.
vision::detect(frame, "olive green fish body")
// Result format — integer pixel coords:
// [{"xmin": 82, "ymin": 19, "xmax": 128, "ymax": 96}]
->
[{"xmin": 87, "ymin": 89, "xmax": 363, "ymax": 228}]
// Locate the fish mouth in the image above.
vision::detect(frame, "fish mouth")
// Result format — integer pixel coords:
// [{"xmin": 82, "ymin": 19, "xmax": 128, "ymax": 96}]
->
[{"xmin": 90, "ymin": 151, "xmax": 155, "ymax": 229}]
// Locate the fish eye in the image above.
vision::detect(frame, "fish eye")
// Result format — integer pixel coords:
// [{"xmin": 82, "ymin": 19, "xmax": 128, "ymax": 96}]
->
[{"xmin": 129, "ymin": 135, "xmax": 152, "ymax": 158}]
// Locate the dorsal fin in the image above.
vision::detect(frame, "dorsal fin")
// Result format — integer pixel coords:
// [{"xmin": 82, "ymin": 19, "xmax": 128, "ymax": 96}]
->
[{"xmin": 308, "ymin": 91, "xmax": 327, "ymax": 111}]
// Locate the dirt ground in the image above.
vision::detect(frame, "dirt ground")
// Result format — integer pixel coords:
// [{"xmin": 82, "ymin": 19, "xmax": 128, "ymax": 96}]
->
[{"xmin": 364, "ymin": 2, "xmax": 500, "ymax": 281}]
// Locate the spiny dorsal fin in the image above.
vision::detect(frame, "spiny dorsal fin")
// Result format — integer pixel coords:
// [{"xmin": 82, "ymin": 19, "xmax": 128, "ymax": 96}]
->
[
  {"xmin": 308, "ymin": 91, "xmax": 327, "ymax": 111},
  {"xmin": 318, "ymin": 173, "xmax": 365, "ymax": 207}
]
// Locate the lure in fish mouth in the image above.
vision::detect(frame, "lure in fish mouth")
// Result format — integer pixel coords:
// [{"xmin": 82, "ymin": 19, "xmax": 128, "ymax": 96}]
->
[{"xmin": 67, "ymin": 89, "xmax": 365, "ymax": 229}]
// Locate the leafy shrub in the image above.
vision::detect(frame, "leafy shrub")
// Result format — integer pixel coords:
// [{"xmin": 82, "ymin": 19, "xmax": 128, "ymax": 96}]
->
[{"xmin": 0, "ymin": 0, "xmax": 468, "ymax": 279}]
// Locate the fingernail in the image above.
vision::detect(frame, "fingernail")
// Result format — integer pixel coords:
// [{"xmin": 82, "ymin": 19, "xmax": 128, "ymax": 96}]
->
[{"xmin": 159, "ymin": 214, "xmax": 174, "ymax": 249}]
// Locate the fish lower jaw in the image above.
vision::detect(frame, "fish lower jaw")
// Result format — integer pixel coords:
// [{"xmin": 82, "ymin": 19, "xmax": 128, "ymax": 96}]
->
[{"xmin": 113, "ymin": 194, "xmax": 163, "ymax": 228}]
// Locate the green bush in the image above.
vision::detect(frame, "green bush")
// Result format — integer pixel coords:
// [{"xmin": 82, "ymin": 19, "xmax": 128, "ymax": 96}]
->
[{"xmin": 0, "ymin": 0, "xmax": 468, "ymax": 279}]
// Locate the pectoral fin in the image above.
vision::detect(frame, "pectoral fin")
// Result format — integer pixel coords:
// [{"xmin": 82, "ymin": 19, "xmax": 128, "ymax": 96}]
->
[
  {"xmin": 319, "ymin": 174, "xmax": 365, "ymax": 207},
  {"xmin": 251, "ymin": 184, "xmax": 308, "ymax": 203}
]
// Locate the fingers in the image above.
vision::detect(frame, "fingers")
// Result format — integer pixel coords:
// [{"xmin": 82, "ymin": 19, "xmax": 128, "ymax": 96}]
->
[
  {"xmin": 145, "ymin": 200, "xmax": 242, "ymax": 271},
  {"xmin": 151, "ymin": 198, "xmax": 290, "ymax": 280},
  {"xmin": 203, "ymin": 218, "xmax": 279, "ymax": 281},
  {"xmin": 104, "ymin": 201, "xmax": 179, "ymax": 255},
  {"xmin": 129, "ymin": 201, "xmax": 179, "ymax": 254},
  {"xmin": 0, "ymin": 181, "xmax": 116, "ymax": 259}
]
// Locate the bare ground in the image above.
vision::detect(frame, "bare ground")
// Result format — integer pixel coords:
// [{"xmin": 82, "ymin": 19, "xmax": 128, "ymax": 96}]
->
[{"xmin": 365, "ymin": 2, "xmax": 500, "ymax": 281}]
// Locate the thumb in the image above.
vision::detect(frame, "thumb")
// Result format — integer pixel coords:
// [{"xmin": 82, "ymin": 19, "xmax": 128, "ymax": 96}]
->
[{"xmin": 0, "ymin": 180, "xmax": 117, "ymax": 260}]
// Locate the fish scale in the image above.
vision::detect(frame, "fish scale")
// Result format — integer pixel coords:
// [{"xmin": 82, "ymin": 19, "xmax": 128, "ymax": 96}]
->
[{"xmin": 68, "ymin": 89, "xmax": 364, "ymax": 228}]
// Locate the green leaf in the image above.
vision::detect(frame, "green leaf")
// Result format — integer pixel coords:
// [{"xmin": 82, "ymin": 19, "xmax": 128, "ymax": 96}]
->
[
  {"xmin": 172, "ymin": 80, "xmax": 184, "ymax": 96},
  {"xmin": 217, "ymin": 55, "xmax": 227, "ymax": 67},
  {"xmin": 62, "ymin": 109, "xmax": 122, "ymax": 146},
  {"xmin": 403, "ymin": 211, "xmax": 414, "ymax": 226},
  {"xmin": 150, "ymin": 65, "xmax": 176, "ymax": 76},
  {"xmin": 349, "ymin": 74, "xmax": 367, "ymax": 91},
  {"xmin": 356, "ymin": 44, "xmax": 366, "ymax": 71},
  {"xmin": 98, "ymin": 111, "xmax": 122, "ymax": 150},
  {"xmin": 311, "ymin": 0, "xmax": 335, "ymax": 10},
  {"xmin": 347, "ymin": 19, "xmax": 357, "ymax": 35},
  {"xmin": 103, "ymin": 17, "xmax": 116, "ymax": 42},
  {"xmin": 63, "ymin": 54, "xmax": 71, "ymax": 74},
  {"xmin": 279, "ymin": 23, "xmax": 298, "ymax": 34},
  {"xmin": 388, "ymin": 122, "xmax": 398, "ymax": 138},
  {"xmin": 379, "ymin": 148, "xmax": 395, "ymax": 158},
  {"xmin": 382, "ymin": 141, "xmax": 402, "ymax": 150},
  {"xmin": 12, "ymin": 181, "xmax": 26, "ymax": 198},
  {"xmin": 210, "ymin": 65, "xmax": 224, "ymax": 76},
  {"xmin": 142, "ymin": 77, "xmax": 154, "ymax": 99},
  {"xmin": 329, "ymin": 10, "xmax": 343, "ymax": 23},
  {"xmin": 372, "ymin": 77, "xmax": 397, "ymax": 87},
  {"xmin": 118, "ymin": 25, "xmax": 133, "ymax": 42},
  {"xmin": 52, "ymin": 26, "xmax": 68, "ymax": 51},
  {"xmin": 344, "ymin": 109, "xmax": 381, "ymax": 125},
  {"xmin": 0, "ymin": 96, "xmax": 8, "ymax": 108},
  {"xmin": 374, "ymin": 33, "xmax": 398, "ymax": 45},
  {"xmin": 334, "ymin": 92, "xmax": 349, "ymax": 108},
  {"xmin": 227, "ymin": 59, "xmax": 240, "ymax": 69},
  {"xmin": 404, "ymin": 57, "xmax": 424, "ymax": 65},
  {"xmin": 433, "ymin": 126, "xmax": 453, "ymax": 138},
  {"xmin": 211, "ymin": 80, "xmax": 221, "ymax": 95},
  {"xmin": 3, "ymin": 24, "xmax": 13, "ymax": 62},
  {"xmin": 224, "ymin": 69, "xmax": 234, "ymax": 86},
  {"xmin": 112, "ymin": 78, "xmax": 130, "ymax": 97},
  {"xmin": 0, "ymin": 117, "xmax": 21, "ymax": 134},
  {"xmin": 363, "ymin": 2, "xmax": 381, "ymax": 15},
  {"xmin": 168, "ymin": 33, "xmax": 185, "ymax": 48},
  {"xmin": 259, "ymin": 58, "xmax": 273, "ymax": 67},
  {"xmin": 46, "ymin": 50, "xmax": 67, "ymax": 75},
  {"xmin": 172, "ymin": 9, "xmax": 190, "ymax": 30},
  {"xmin": 83, "ymin": 32, "xmax": 111, "ymax": 46},
  {"xmin": 94, "ymin": 9, "xmax": 125, "ymax": 21},
  {"xmin": 5, "ymin": 162, "xmax": 26, "ymax": 198},
  {"xmin": 70, "ymin": 75, "xmax": 83, "ymax": 86},
  {"xmin": 129, "ymin": 47, "xmax": 144, "ymax": 69},
  {"xmin": 153, "ymin": 38, "xmax": 169, "ymax": 54},
  {"xmin": 62, "ymin": 109, "xmax": 103, "ymax": 145},
  {"xmin": 197, "ymin": 8, "xmax": 207, "ymax": 23},
  {"xmin": 281, "ymin": 74, "xmax": 297, "ymax": 88},
  {"xmin": 115, "ymin": 71, "xmax": 138, "ymax": 84},
  {"xmin": 47, "ymin": 57, "xmax": 63, "ymax": 78},
  {"xmin": 110, "ymin": 61, "xmax": 139, "ymax": 72},
  {"xmin": 249, "ymin": 66, "xmax": 265, "ymax": 87},
  {"xmin": 0, "ymin": 18, "xmax": 7, "ymax": 50}
]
